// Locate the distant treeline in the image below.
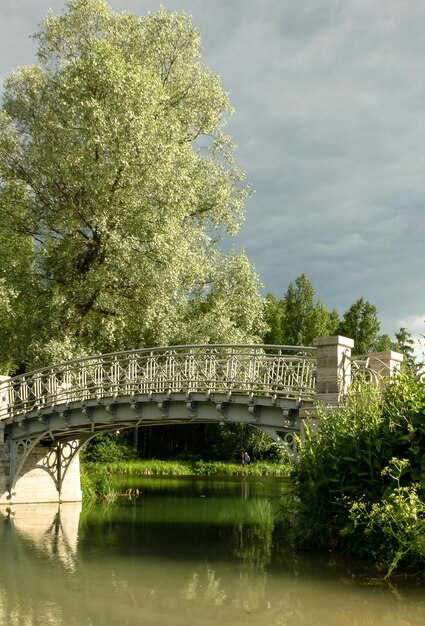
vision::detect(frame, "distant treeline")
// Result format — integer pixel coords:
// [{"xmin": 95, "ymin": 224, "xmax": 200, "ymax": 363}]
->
[{"xmin": 263, "ymin": 273, "xmax": 415, "ymax": 361}]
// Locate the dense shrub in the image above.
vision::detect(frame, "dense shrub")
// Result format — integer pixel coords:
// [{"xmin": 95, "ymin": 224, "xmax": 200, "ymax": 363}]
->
[
  {"xmin": 82, "ymin": 432, "xmax": 137, "ymax": 463},
  {"xmin": 291, "ymin": 373, "xmax": 425, "ymax": 576},
  {"xmin": 347, "ymin": 458, "xmax": 425, "ymax": 577}
]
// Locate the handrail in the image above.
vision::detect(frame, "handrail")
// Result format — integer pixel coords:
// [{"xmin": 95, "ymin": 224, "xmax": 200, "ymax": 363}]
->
[{"xmin": 0, "ymin": 344, "xmax": 317, "ymax": 420}]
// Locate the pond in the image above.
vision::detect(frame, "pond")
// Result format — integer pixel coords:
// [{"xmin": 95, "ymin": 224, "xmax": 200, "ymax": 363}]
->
[{"xmin": 1, "ymin": 475, "xmax": 425, "ymax": 625}]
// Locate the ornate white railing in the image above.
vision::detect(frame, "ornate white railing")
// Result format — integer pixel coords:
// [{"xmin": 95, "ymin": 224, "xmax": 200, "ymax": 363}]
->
[
  {"xmin": 350, "ymin": 357, "xmax": 381, "ymax": 385},
  {"xmin": 0, "ymin": 344, "xmax": 317, "ymax": 420},
  {"xmin": 350, "ymin": 354, "xmax": 403, "ymax": 385}
]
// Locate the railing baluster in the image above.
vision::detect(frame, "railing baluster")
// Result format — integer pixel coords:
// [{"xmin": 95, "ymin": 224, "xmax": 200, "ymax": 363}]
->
[{"xmin": 1, "ymin": 344, "xmax": 318, "ymax": 420}]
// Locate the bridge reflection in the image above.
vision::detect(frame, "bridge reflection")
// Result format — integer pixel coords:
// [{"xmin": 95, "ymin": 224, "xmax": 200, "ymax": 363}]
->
[{"xmin": 0, "ymin": 503, "xmax": 81, "ymax": 572}]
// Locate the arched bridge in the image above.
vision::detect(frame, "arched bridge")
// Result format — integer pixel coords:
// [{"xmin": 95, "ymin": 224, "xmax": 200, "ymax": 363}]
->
[
  {"xmin": 0, "ymin": 344, "xmax": 317, "ymax": 504},
  {"xmin": 0, "ymin": 338, "xmax": 402, "ymax": 504}
]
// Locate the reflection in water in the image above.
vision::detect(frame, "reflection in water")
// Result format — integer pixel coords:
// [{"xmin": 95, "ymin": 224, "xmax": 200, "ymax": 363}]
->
[
  {"xmin": 0, "ymin": 503, "xmax": 81, "ymax": 626},
  {"xmin": 3, "ymin": 503, "xmax": 81, "ymax": 572},
  {"xmin": 1, "ymin": 477, "xmax": 425, "ymax": 626}
]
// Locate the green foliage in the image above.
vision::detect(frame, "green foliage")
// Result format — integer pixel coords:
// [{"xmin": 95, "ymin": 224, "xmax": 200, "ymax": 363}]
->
[
  {"xmin": 208, "ymin": 423, "xmax": 286, "ymax": 462},
  {"xmin": 260, "ymin": 442, "xmax": 292, "ymax": 463},
  {"xmin": 347, "ymin": 459, "xmax": 425, "ymax": 578},
  {"xmin": 372, "ymin": 333, "xmax": 396, "ymax": 352},
  {"xmin": 84, "ymin": 458, "xmax": 291, "ymax": 477},
  {"xmin": 263, "ymin": 273, "xmax": 339, "ymax": 346},
  {"xmin": 395, "ymin": 327, "xmax": 416, "ymax": 367},
  {"xmin": 191, "ymin": 460, "xmax": 238, "ymax": 475},
  {"xmin": 0, "ymin": 0, "xmax": 265, "ymax": 370},
  {"xmin": 338, "ymin": 297, "xmax": 381, "ymax": 355},
  {"xmin": 292, "ymin": 373, "xmax": 425, "ymax": 575},
  {"xmin": 80, "ymin": 464, "xmax": 96, "ymax": 500},
  {"xmin": 95, "ymin": 459, "xmax": 192, "ymax": 476},
  {"xmin": 80, "ymin": 464, "xmax": 117, "ymax": 500},
  {"xmin": 82, "ymin": 432, "xmax": 137, "ymax": 463},
  {"xmin": 0, "ymin": 225, "xmax": 34, "ymax": 373},
  {"xmin": 293, "ymin": 381, "xmax": 387, "ymax": 550},
  {"xmin": 263, "ymin": 275, "xmax": 416, "ymax": 360},
  {"xmin": 263, "ymin": 294, "xmax": 284, "ymax": 345},
  {"xmin": 283, "ymin": 274, "xmax": 335, "ymax": 345}
]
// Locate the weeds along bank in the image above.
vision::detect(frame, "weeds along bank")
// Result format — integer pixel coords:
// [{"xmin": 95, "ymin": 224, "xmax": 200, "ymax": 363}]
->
[{"xmin": 292, "ymin": 373, "xmax": 425, "ymax": 578}]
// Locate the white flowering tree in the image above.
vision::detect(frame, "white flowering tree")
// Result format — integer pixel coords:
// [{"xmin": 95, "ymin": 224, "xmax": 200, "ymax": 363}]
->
[{"xmin": 0, "ymin": 0, "xmax": 265, "ymax": 370}]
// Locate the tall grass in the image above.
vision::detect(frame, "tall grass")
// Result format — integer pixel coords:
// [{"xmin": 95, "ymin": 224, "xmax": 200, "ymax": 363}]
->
[
  {"xmin": 81, "ymin": 464, "xmax": 118, "ymax": 501},
  {"xmin": 83, "ymin": 459, "xmax": 291, "ymax": 478}
]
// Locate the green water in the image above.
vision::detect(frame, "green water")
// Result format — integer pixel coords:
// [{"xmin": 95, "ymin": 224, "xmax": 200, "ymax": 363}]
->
[{"xmin": 1, "ymin": 475, "xmax": 425, "ymax": 625}]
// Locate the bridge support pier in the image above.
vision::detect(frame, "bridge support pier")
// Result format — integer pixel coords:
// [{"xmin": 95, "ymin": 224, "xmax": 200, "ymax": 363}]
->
[{"xmin": 1, "ymin": 440, "xmax": 82, "ymax": 506}]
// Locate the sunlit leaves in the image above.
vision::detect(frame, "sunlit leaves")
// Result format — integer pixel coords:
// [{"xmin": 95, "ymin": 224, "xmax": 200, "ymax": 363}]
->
[{"xmin": 0, "ymin": 0, "xmax": 261, "ymax": 368}]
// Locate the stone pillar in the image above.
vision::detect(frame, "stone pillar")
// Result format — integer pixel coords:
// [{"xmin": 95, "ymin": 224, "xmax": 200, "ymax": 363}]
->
[
  {"xmin": 313, "ymin": 335, "xmax": 355, "ymax": 407},
  {"xmin": 367, "ymin": 350, "xmax": 404, "ymax": 380}
]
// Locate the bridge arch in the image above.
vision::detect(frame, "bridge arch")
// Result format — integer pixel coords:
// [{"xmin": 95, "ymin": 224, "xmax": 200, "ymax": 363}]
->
[
  {"xmin": 0, "ymin": 339, "xmax": 402, "ymax": 504},
  {"xmin": 0, "ymin": 344, "xmax": 315, "ymax": 503}
]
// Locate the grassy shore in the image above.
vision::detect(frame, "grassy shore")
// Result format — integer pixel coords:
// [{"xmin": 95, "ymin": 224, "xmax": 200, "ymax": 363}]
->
[{"xmin": 83, "ymin": 459, "xmax": 292, "ymax": 478}]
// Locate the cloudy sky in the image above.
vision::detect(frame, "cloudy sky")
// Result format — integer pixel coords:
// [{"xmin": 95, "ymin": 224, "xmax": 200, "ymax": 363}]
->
[{"xmin": 0, "ymin": 0, "xmax": 424, "ymax": 350}]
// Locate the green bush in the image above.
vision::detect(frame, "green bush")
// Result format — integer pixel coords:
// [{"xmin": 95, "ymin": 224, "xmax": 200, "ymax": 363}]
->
[
  {"xmin": 82, "ymin": 432, "xmax": 137, "ymax": 464},
  {"xmin": 347, "ymin": 458, "xmax": 425, "ymax": 578},
  {"xmin": 292, "ymin": 380, "xmax": 388, "ymax": 550},
  {"xmin": 80, "ymin": 465, "xmax": 96, "ymax": 500},
  {"xmin": 291, "ymin": 373, "xmax": 425, "ymax": 576}
]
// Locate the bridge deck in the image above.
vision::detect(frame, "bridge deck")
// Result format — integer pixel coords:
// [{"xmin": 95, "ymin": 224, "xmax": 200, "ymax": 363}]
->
[{"xmin": 0, "ymin": 344, "xmax": 316, "ymax": 422}]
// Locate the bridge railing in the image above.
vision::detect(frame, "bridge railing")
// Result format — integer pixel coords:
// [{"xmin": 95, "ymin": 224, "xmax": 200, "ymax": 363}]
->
[{"xmin": 0, "ymin": 344, "xmax": 317, "ymax": 420}]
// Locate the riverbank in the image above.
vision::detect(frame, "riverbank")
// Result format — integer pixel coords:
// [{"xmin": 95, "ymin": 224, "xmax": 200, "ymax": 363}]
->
[{"xmin": 83, "ymin": 458, "xmax": 292, "ymax": 478}]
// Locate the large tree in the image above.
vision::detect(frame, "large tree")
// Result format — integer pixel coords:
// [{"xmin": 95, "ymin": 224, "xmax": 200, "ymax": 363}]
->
[
  {"xmin": 283, "ymin": 274, "xmax": 339, "ymax": 346},
  {"xmin": 0, "ymin": 0, "xmax": 265, "ymax": 370}
]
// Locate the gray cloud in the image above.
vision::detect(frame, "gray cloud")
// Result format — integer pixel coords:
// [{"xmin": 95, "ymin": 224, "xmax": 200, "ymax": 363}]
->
[{"xmin": 0, "ymin": 0, "xmax": 424, "ymax": 343}]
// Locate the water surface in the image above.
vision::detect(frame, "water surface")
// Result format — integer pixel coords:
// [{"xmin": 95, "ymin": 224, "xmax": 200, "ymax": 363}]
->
[{"xmin": 1, "ymin": 475, "xmax": 425, "ymax": 625}]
